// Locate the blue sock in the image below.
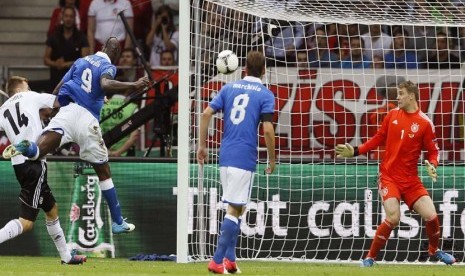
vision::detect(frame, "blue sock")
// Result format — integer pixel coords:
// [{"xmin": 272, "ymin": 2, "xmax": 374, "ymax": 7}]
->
[
  {"xmin": 225, "ymin": 219, "xmax": 241, "ymax": 262},
  {"xmin": 213, "ymin": 215, "xmax": 238, "ymax": 264},
  {"xmin": 18, "ymin": 140, "xmax": 37, "ymax": 158},
  {"xmin": 101, "ymin": 187, "xmax": 123, "ymax": 225}
]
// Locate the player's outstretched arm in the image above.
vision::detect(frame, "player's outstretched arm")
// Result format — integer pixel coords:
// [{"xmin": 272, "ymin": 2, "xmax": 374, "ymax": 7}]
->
[
  {"xmin": 53, "ymin": 80, "xmax": 64, "ymax": 95},
  {"xmin": 197, "ymin": 107, "xmax": 214, "ymax": 165},
  {"xmin": 335, "ymin": 143, "xmax": 358, "ymax": 158},
  {"xmin": 424, "ymin": 160, "xmax": 438, "ymax": 182},
  {"xmin": 262, "ymin": 121, "xmax": 276, "ymax": 174},
  {"xmin": 100, "ymin": 76, "xmax": 150, "ymax": 94}
]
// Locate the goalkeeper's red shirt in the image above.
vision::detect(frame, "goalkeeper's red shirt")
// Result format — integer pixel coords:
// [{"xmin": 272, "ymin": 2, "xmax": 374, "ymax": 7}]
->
[{"xmin": 359, "ymin": 107, "xmax": 439, "ymax": 182}]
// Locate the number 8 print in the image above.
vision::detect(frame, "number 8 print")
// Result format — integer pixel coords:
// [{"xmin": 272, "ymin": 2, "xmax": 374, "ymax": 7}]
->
[{"xmin": 230, "ymin": 94, "xmax": 249, "ymax": 125}]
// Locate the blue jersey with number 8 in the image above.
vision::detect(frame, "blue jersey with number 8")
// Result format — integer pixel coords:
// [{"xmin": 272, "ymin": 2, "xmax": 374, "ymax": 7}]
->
[
  {"xmin": 58, "ymin": 52, "xmax": 116, "ymax": 120},
  {"xmin": 209, "ymin": 76, "xmax": 275, "ymax": 172}
]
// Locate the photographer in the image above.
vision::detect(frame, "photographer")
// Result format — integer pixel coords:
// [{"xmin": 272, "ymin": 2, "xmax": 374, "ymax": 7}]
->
[{"xmin": 146, "ymin": 5, "xmax": 179, "ymax": 67}]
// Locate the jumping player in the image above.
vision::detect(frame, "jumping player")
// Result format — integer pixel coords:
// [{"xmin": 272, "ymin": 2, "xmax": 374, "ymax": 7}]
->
[{"xmin": 3, "ymin": 37, "xmax": 150, "ymax": 234}]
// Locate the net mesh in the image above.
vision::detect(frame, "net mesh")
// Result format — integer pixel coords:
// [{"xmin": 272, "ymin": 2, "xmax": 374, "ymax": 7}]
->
[{"xmin": 188, "ymin": 0, "xmax": 465, "ymax": 263}]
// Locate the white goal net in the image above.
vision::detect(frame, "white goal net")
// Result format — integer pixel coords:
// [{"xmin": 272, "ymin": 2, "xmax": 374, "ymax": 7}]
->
[{"xmin": 184, "ymin": 0, "xmax": 465, "ymax": 263}]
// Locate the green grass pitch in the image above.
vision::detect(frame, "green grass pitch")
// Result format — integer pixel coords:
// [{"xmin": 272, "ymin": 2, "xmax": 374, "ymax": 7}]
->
[{"xmin": 0, "ymin": 256, "xmax": 463, "ymax": 275}]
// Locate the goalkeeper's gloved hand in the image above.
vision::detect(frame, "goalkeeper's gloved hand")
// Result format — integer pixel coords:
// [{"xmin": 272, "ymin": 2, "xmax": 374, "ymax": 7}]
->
[
  {"xmin": 424, "ymin": 160, "xmax": 437, "ymax": 182},
  {"xmin": 335, "ymin": 143, "xmax": 355, "ymax": 158}
]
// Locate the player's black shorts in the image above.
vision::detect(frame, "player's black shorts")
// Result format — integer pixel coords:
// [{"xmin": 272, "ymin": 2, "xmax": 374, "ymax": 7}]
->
[{"xmin": 13, "ymin": 160, "xmax": 56, "ymax": 221}]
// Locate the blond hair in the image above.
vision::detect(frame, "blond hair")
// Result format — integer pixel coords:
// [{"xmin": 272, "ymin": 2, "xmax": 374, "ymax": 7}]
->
[
  {"xmin": 6, "ymin": 76, "xmax": 28, "ymax": 96},
  {"xmin": 398, "ymin": 80, "xmax": 419, "ymax": 101}
]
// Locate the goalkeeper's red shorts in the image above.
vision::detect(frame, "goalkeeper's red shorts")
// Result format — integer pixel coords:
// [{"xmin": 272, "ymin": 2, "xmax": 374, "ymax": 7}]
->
[{"xmin": 377, "ymin": 173, "xmax": 429, "ymax": 209}]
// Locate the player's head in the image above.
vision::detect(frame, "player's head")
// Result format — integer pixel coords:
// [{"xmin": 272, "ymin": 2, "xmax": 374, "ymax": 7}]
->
[
  {"xmin": 6, "ymin": 76, "xmax": 30, "ymax": 96},
  {"xmin": 246, "ymin": 51, "xmax": 265, "ymax": 78},
  {"xmin": 397, "ymin": 80, "xmax": 419, "ymax": 110},
  {"xmin": 102, "ymin": 37, "xmax": 121, "ymax": 64}
]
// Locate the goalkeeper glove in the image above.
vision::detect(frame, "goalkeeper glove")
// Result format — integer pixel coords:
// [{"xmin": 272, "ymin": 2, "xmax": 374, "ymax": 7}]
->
[
  {"xmin": 335, "ymin": 143, "xmax": 356, "ymax": 158},
  {"xmin": 424, "ymin": 160, "xmax": 437, "ymax": 182}
]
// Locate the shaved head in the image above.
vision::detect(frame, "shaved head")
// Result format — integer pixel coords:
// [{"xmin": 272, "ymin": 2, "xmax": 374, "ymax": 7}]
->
[{"xmin": 102, "ymin": 37, "xmax": 121, "ymax": 64}]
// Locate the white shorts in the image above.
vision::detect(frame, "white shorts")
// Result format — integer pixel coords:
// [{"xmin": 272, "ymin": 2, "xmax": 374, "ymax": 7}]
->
[
  {"xmin": 220, "ymin": 166, "xmax": 254, "ymax": 206},
  {"xmin": 44, "ymin": 103, "xmax": 108, "ymax": 164}
]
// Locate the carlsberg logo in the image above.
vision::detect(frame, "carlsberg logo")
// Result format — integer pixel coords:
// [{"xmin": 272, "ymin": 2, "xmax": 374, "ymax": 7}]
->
[{"xmin": 78, "ymin": 176, "xmax": 104, "ymax": 247}]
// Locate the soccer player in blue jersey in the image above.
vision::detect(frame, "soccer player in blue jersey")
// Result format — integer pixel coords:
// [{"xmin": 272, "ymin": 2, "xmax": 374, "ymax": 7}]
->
[
  {"xmin": 197, "ymin": 51, "xmax": 276, "ymax": 274},
  {"xmin": 4, "ymin": 37, "xmax": 150, "ymax": 234}
]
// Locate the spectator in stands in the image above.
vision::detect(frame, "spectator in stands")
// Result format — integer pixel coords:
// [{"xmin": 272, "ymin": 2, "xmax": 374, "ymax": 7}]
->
[
  {"xmin": 128, "ymin": 0, "xmax": 153, "ymax": 59},
  {"xmin": 146, "ymin": 5, "xmax": 179, "ymax": 68},
  {"xmin": 403, "ymin": 23, "xmax": 437, "ymax": 65},
  {"xmin": 160, "ymin": 50, "xmax": 175, "ymax": 66},
  {"xmin": 405, "ymin": 1, "xmax": 441, "ymax": 66},
  {"xmin": 78, "ymin": 0, "xmax": 91, "ymax": 34},
  {"xmin": 325, "ymin": 23, "xmax": 338, "ymax": 50},
  {"xmin": 455, "ymin": 26, "xmax": 465, "ymax": 63},
  {"xmin": 264, "ymin": 21, "xmax": 305, "ymax": 66},
  {"xmin": 362, "ymin": 24, "xmax": 392, "ymax": 61},
  {"xmin": 340, "ymin": 36, "xmax": 371, "ymax": 69},
  {"xmin": 100, "ymin": 91, "xmax": 140, "ymax": 157},
  {"xmin": 44, "ymin": 6, "xmax": 89, "ymax": 90},
  {"xmin": 152, "ymin": 0, "xmax": 179, "ymax": 14},
  {"xmin": 296, "ymin": 50, "xmax": 309, "ymax": 68},
  {"xmin": 47, "ymin": 0, "xmax": 81, "ymax": 38},
  {"xmin": 194, "ymin": 1, "xmax": 223, "ymax": 75},
  {"xmin": 373, "ymin": 55, "xmax": 384, "ymax": 69},
  {"xmin": 458, "ymin": 5, "xmax": 465, "ymax": 65},
  {"xmin": 307, "ymin": 27, "xmax": 339, "ymax": 68},
  {"xmin": 337, "ymin": 23, "xmax": 361, "ymax": 39},
  {"xmin": 426, "ymin": 31, "xmax": 461, "ymax": 69},
  {"xmin": 384, "ymin": 30, "xmax": 418, "ymax": 69},
  {"xmin": 335, "ymin": 23, "xmax": 363, "ymax": 61},
  {"xmin": 117, "ymin": 48, "xmax": 138, "ymax": 82},
  {"xmin": 336, "ymin": 35, "xmax": 351, "ymax": 61},
  {"xmin": 87, "ymin": 0, "xmax": 133, "ymax": 54}
]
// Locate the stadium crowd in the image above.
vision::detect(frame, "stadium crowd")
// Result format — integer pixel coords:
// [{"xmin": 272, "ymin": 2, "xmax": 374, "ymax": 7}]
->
[
  {"xmin": 3, "ymin": 0, "xmax": 465, "ymax": 157},
  {"xmin": 39, "ymin": 0, "xmax": 180, "ymax": 157}
]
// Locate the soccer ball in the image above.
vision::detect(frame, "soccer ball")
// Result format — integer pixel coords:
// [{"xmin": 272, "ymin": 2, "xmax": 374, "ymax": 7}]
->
[{"xmin": 216, "ymin": 50, "xmax": 239, "ymax": 74}]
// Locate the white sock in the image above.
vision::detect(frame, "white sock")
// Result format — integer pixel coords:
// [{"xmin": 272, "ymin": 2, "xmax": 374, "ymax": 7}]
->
[
  {"xmin": 0, "ymin": 219, "xmax": 23, "ymax": 243},
  {"xmin": 46, "ymin": 217, "xmax": 71, "ymax": 263}
]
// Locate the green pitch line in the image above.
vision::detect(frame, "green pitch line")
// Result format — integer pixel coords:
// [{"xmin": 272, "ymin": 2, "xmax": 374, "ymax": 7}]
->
[{"xmin": 0, "ymin": 256, "xmax": 463, "ymax": 276}]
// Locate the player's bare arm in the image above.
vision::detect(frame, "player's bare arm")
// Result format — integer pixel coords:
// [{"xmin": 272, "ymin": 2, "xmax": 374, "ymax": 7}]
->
[
  {"xmin": 197, "ymin": 106, "xmax": 215, "ymax": 164},
  {"xmin": 100, "ymin": 76, "xmax": 150, "ymax": 94},
  {"xmin": 262, "ymin": 121, "xmax": 276, "ymax": 174},
  {"xmin": 53, "ymin": 79, "xmax": 64, "ymax": 95}
]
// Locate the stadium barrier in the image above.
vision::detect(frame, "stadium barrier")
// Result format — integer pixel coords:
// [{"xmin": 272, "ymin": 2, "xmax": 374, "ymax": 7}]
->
[{"xmin": 0, "ymin": 159, "xmax": 463, "ymax": 261}]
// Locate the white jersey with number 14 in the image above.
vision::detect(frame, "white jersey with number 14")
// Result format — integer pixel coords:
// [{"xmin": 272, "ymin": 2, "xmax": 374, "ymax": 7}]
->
[{"xmin": 0, "ymin": 92, "xmax": 56, "ymax": 145}]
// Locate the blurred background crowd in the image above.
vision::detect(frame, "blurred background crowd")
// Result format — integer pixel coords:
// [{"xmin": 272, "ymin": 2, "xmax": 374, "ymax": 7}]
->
[{"xmin": 1, "ymin": 0, "xmax": 465, "ymax": 158}]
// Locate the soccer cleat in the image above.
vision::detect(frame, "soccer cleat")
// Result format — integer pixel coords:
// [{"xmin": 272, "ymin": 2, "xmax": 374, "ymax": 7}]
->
[
  {"xmin": 2, "ymin": 144, "xmax": 21, "ymax": 159},
  {"xmin": 208, "ymin": 260, "xmax": 229, "ymax": 274},
  {"xmin": 434, "ymin": 250, "xmax": 456, "ymax": 265},
  {"xmin": 61, "ymin": 250, "xmax": 87, "ymax": 265},
  {"xmin": 3, "ymin": 140, "xmax": 35, "ymax": 159},
  {"xmin": 112, "ymin": 220, "xmax": 135, "ymax": 234},
  {"xmin": 224, "ymin": 258, "xmax": 241, "ymax": 274},
  {"xmin": 360, "ymin": 258, "xmax": 375, "ymax": 267}
]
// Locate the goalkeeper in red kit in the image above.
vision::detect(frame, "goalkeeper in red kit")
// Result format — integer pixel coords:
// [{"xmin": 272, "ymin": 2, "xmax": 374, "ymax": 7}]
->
[{"xmin": 335, "ymin": 80, "xmax": 455, "ymax": 267}]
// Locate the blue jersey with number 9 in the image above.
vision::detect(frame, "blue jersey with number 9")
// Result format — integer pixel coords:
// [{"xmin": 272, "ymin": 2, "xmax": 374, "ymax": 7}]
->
[
  {"xmin": 58, "ymin": 52, "xmax": 116, "ymax": 120},
  {"xmin": 209, "ymin": 76, "xmax": 275, "ymax": 172}
]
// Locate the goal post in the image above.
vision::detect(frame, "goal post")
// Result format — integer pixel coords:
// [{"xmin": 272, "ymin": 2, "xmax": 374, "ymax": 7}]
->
[{"xmin": 178, "ymin": 0, "xmax": 465, "ymax": 263}]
